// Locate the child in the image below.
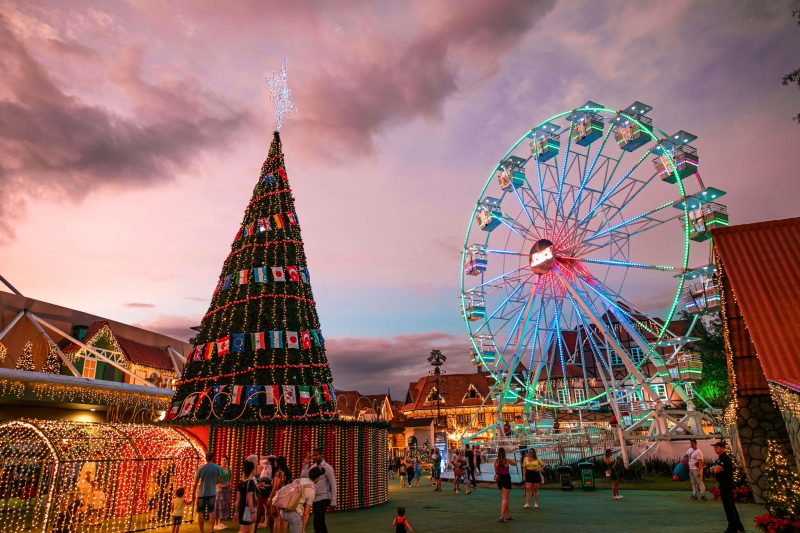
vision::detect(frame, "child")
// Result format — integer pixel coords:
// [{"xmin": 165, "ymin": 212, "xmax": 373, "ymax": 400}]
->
[
  {"xmin": 393, "ymin": 506, "xmax": 413, "ymax": 533},
  {"xmin": 171, "ymin": 487, "xmax": 187, "ymax": 533},
  {"xmin": 414, "ymin": 461, "xmax": 421, "ymax": 487},
  {"xmin": 398, "ymin": 459, "xmax": 407, "ymax": 487}
]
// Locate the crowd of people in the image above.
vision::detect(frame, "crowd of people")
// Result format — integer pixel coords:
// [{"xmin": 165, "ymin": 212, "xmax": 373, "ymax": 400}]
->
[{"xmin": 170, "ymin": 448, "xmax": 337, "ymax": 533}]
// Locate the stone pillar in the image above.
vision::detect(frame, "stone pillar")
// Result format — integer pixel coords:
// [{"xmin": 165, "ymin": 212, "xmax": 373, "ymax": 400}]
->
[{"xmin": 736, "ymin": 394, "xmax": 795, "ymax": 503}]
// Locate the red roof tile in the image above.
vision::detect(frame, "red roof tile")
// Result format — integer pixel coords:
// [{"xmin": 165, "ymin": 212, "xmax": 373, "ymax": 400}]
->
[{"xmin": 713, "ymin": 217, "xmax": 800, "ymax": 387}]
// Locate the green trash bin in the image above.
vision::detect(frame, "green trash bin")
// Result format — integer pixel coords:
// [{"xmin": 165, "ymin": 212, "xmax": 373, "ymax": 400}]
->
[{"xmin": 578, "ymin": 462, "xmax": 595, "ymax": 491}]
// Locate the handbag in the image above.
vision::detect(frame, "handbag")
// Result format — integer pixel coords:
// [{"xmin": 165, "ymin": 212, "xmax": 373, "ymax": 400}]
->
[
  {"xmin": 605, "ymin": 469, "xmax": 611, "ymax": 478},
  {"xmin": 241, "ymin": 506, "xmax": 251, "ymax": 523}
]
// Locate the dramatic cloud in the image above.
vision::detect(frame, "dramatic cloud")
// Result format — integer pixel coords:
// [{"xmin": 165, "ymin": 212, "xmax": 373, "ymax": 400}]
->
[
  {"xmin": 293, "ymin": 0, "xmax": 556, "ymax": 159},
  {"xmin": 326, "ymin": 332, "xmax": 475, "ymax": 397},
  {"xmin": 0, "ymin": 14, "xmax": 252, "ymax": 238}
]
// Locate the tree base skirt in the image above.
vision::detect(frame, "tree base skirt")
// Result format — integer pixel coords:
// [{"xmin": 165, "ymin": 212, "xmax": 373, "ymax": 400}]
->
[{"xmin": 207, "ymin": 421, "xmax": 388, "ymax": 511}]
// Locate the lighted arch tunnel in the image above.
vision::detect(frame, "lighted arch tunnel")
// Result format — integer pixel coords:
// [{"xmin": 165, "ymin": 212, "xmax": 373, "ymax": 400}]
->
[{"xmin": 0, "ymin": 420, "xmax": 205, "ymax": 533}]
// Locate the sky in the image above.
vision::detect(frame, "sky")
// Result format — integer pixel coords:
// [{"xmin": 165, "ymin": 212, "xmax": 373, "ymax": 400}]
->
[{"xmin": 1, "ymin": 0, "xmax": 799, "ymax": 397}]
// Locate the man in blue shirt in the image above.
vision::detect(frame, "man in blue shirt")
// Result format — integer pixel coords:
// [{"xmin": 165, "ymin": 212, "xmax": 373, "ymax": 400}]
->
[{"xmin": 193, "ymin": 452, "xmax": 221, "ymax": 533}]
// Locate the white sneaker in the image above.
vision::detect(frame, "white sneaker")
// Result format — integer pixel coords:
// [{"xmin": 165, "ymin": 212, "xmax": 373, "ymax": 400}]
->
[
  {"xmin": 214, "ymin": 525, "xmax": 228, "ymax": 530},
  {"xmin": 523, "ymin": 504, "xmax": 529, "ymax": 509},
  {"xmin": 534, "ymin": 503, "xmax": 538, "ymax": 508}
]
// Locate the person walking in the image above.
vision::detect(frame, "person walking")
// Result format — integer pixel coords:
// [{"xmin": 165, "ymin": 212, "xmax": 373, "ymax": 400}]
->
[
  {"xmin": 414, "ymin": 459, "xmax": 421, "ymax": 487},
  {"xmin": 392, "ymin": 506, "xmax": 414, "ymax": 533},
  {"xmin": 475, "ymin": 446, "xmax": 482, "ymax": 481},
  {"xmin": 494, "ymin": 447, "xmax": 516, "ymax": 522},
  {"xmin": 233, "ymin": 460, "xmax": 257, "ymax": 533},
  {"xmin": 171, "ymin": 487, "xmax": 187, "ymax": 533},
  {"xmin": 465, "ymin": 445, "xmax": 477, "ymax": 489},
  {"xmin": 431, "ymin": 448, "xmax": 442, "ymax": 492},
  {"xmin": 280, "ymin": 467, "xmax": 322, "ymax": 533},
  {"xmin": 398, "ymin": 456, "xmax": 407, "ymax": 488},
  {"xmin": 709, "ymin": 441, "xmax": 745, "ymax": 533},
  {"xmin": 214, "ymin": 456, "xmax": 232, "ymax": 530},
  {"xmin": 604, "ymin": 449, "xmax": 623, "ymax": 500},
  {"xmin": 405, "ymin": 456, "xmax": 415, "ymax": 488},
  {"xmin": 300, "ymin": 448, "xmax": 336, "ymax": 533},
  {"xmin": 686, "ymin": 439, "xmax": 707, "ymax": 501},
  {"xmin": 522, "ymin": 448, "xmax": 543, "ymax": 509},
  {"xmin": 193, "ymin": 453, "xmax": 221, "ymax": 533}
]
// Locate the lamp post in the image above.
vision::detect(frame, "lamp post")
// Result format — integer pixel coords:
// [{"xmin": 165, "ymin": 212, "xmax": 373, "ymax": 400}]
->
[{"xmin": 427, "ymin": 349, "xmax": 447, "ymax": 429}]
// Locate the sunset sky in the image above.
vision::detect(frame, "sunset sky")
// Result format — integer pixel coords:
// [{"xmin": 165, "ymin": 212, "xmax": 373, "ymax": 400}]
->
[{"xmin": 1, "ymin": 0, "xmax": 798, "ymax": 396}]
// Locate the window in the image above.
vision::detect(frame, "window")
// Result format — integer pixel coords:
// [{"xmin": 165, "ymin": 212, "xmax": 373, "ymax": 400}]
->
[
  {"xmin": 463, "ymin": 385, "xmax": 481, "ymax": 401},
  {"xmin": 556, "ymin": 388, "xmax": 569, "ymax": 404},
  {"xmin": 456, "ymin": 414, "xmax": 470, "ymax": 426},
  {"xmin": 477, "ymin": 412, "xmax": 486, "ymax": 426},
  {"xmin": 573, "ymin": 388, "xmax": 585, "ymax": 403},
  {"xmin": 82, "ymin": 358, "xmax": 97, "ymax": 379},
  {"xmin": 630, "ymin": 347, "xmax": 645, "ymax": 365},
  {"xmin": 651, "ymin": 384, "xmax": 669, "ymax": 401},
  {"xmin": 609, "ymin": 350, "xmax": 623, "ymax": 366}
]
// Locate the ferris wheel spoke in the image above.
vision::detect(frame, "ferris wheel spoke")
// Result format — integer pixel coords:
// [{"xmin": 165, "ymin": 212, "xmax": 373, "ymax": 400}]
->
[
  {"xmin": 501, "ymin": 276, "xmax": 543, "ymax": 357},
  {"xmin": 577, "ymin": 276, "xmax": 660, "ymax": 340},
  {"xmin": 474, "ymin": 274, "xmax": 533, "ymax": 335},
  {"xmin": 584, "ymin": 171, "xmax": 661, "ymax": 239},
  {"xmin": 498, "ymin": 214, "xmax": 536, "ymax": 242},
  {"xmin": 582, "ymin": 199, "xmax": 677, "ymax": 244},
  {"xmin": 466, "ymin": 265, "xmax": 528, "ymax": 293},
  {"xmin": 565, "ymin": 125, "xmax": 615, "ymax": 222},
  {"xmin": 578, "ymin": 148, "xmax": 654, "ymax": 228},
  {"xmin": 563, "ymin": 257, "xmax": 678, "ymax": 272},
  {"xmin": 562, "ymin": 284, "xmax": 614, "ymax": 389},
  {"xmin": 554, "ymin": 122, "xmax": 575, "ymax": 219},
  {"xmin": 509, "ymin": 184, "xmax": 541, "ymax": 238}
]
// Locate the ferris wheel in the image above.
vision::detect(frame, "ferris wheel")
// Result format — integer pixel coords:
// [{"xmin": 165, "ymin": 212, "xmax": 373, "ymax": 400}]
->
[{"xmin": 460, "ymin": 101, "xmax": 727, "ymax": 444}]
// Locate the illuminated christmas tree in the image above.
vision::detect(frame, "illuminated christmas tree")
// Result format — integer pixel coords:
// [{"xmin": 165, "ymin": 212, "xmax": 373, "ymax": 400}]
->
[
  {"xmin": 169, "ymin": 130, "xmax": 335, "ymax": 422},
  {"xmin": 15, "ymin": 341, "xmax": 35, "ymax": 371},
  {"xmin": 42, "ymin": 345, "xmax": 62, "ymax": 374},
  {"xmin": 764, "ymin": 440, "xmax": 800, "ymax": 520}
]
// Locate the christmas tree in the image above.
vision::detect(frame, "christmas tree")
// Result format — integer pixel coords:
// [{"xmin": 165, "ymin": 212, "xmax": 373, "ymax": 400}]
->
[
  {"xmin": 42, "ymin": 344, "xmax": 62, "ymax": 374},
  {"xmin": 15, "ymin": 341, "xmax": 35, "ymax": 371},
  {"xmin": 169, "ymin": 131, "xmax": 336, "ymax": 422},
  {"xmin": 764, "ymin": 440, "xmax": 800, "ymax": 519}
]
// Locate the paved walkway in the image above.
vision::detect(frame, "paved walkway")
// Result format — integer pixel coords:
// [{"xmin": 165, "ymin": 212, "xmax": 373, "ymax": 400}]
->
[{"xmin": 155, "ymin": 482, "xmax": 764, "ymax": 532}]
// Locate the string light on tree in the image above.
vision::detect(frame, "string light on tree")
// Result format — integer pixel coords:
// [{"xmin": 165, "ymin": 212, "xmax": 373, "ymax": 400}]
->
[
  {"xmin": 15, "ymin": 340, "xmax": 35, "ymax": 371},
  {"xmin": 42, "ymin": 344, "xmax": 62, "ymax": 374}
]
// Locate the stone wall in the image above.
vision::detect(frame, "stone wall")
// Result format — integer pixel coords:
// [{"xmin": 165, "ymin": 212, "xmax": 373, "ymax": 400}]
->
[{"xmin": 736, "ymin": 394, "xmax": 796, "ymax": 503}]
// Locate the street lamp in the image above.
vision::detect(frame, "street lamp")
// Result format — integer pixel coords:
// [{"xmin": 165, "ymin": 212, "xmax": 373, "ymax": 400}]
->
[{"xmin": 427, "ymin": 349, "xmax": 447, "ymax": 429}]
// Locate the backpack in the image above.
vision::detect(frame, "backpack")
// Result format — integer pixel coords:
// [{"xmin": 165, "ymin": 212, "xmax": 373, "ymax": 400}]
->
[{"xmin": 271, "ymin": 479, "xmax": 306, "ymax": 511}]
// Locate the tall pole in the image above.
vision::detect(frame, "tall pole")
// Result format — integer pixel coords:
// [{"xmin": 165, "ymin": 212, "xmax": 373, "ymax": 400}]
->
[{"xmin": 435, "ymin": 365, "xmax": 441, "ymax": 429}]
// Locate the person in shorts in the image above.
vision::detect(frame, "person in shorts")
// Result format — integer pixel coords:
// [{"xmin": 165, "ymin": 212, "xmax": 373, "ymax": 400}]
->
[
  {"xmin": 171, "ymin": 487, "xmax": 187, "ymax": 533},
  {"xmin": 430, "ymin": 449, "xmax": 442, "ymax": 492},
  {"xmin": 193, "ymin": 452, "xmax": 221, "ymax": 533}
]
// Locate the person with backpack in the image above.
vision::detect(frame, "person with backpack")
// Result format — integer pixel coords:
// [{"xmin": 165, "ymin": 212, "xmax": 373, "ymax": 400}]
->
[
  {"xmin": 300, "ymin": 448, "xmax": 336, "ymax": 533},
  {"xmin": 273, "ymin": 466, "xmax": 323, "ymax": 533},
  {"xmin": 686, "ymin": 439, "xmax": 707, "ymax": 501},
  {"xmin": 392, "ymin": 506, "xmax": 413, "ymax": 533},
  {"xmin": 233, "ymin": 460, "xmax": 257, "ymax": 533}
]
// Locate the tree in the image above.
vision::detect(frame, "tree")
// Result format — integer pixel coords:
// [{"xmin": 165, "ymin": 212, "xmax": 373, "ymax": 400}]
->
[
  {"xmin": 170, "ymin": 132, "xmax": 335, "ymax": 422},
  {"xmin": 763, "ymin": 440, "xmax": 800, "ymax": 520},
  {"xmin": 679, "ymin": 310, "xmax": 729, "ymax": 406},
  {"xmin": 15, "ymin": 341, "xmax": 35, "ymax": 371},
  {"xmin": 42, "ymin": 344, "xmax": 62, "ymax": 374},
  {"xmin": 783, "ymin": 10, "xmax": 800, "ymax": 124}
]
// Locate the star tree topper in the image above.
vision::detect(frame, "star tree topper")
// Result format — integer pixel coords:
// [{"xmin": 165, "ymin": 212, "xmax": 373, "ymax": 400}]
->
[{"xmin": 266, "ymin": 58, "xmax": 297, "ymax": 131}]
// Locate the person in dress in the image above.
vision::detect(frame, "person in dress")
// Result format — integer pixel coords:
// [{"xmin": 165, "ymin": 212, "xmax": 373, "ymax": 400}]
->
[
  {"xmin": 233, "ymin": 460, "xmax": 257, "ymax": 533},
  {"xmin": 523, "ymin": 448, "xmax": 544, "ymax": 509},
  {"xmin": 604, "ymin": 449, "xmax": 623, "ymax": 500},
  {"xmin": 494, "ymin": 447, "xmax": 516, "ymax": 522},
  {"xmin": 214, "ymin": 456, "xmax": 232, "ymax": 529}
]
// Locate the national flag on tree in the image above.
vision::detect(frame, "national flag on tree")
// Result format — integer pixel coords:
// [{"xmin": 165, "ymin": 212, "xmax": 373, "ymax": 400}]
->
[
  {"xmin": 298, "ymin": 385, "xmax": 311, "ymax": 405},
  {"xmin": 270, "ymin": 331, "xmax": 284, "ymax": 348},
  {"xmin": 286, "ymin": 331, "xmax": 299, "ymax": 349},
  {"xmin": 217, "ymin": 336, "xmax": 231, "ymax": 356},
  {"xmin": 322, "ymin": 384, "xmax": 332, "ymax": 401},
  {"xmin": 301, "ymin": 330, "xmax": 312, "ymax": 350},
  {"xmin": 251, "ymin": 332, "xmax": 266, "ymax": 350},
  {"xmin": 231, "ymin": 334, "xmax": 246, "ymax": 353},
  {"xmin": 171, "ymin": 131, "xmax": 336, "ymax": 423},
  {"xmin": 254, "ymin": 267, "xmax": 268, "ymax": 283},
  {"xmin": 283, "ymin": 385, "xmax": 297, "ymax": 404},
  {"xmin": 179, "ymin": 395, "xmax": 196, "ymax": 417}
]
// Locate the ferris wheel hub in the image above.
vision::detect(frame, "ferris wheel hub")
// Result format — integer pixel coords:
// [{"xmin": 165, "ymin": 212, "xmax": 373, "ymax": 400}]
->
[{"xmin": 529, "ymin": 239, "xmax": 555, "ymax": 275}]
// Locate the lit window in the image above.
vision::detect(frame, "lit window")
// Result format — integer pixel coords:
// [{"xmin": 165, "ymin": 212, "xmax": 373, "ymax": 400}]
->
[
  {"xmin": 573, "ymin": 389, "xmax": 585, "ymax": 403},
  {"xmin": 651, "ymin": 384, "xmax": 669, "ymax": 401},
  {"xmin": 630, "ymin": 347, "xmax": 646, "ymax": 365},
  {"xmin": 556, "ymin": 389, "xmax": 570, "ymax": 404},
  {"xmin": 82, "ymin": 358, "xmax": 97, "ymax": 379}
]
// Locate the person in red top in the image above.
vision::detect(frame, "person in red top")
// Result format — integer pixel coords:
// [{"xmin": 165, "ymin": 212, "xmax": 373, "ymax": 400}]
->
[{"xmin": 393, "ymin": 506, "xmax": 413, "ymax": 533}]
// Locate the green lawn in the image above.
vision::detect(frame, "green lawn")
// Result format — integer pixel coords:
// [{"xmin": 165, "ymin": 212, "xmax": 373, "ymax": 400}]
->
[{"xmin": 155, "ymin": 479, "xmax": 764, "ymax": 533}]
